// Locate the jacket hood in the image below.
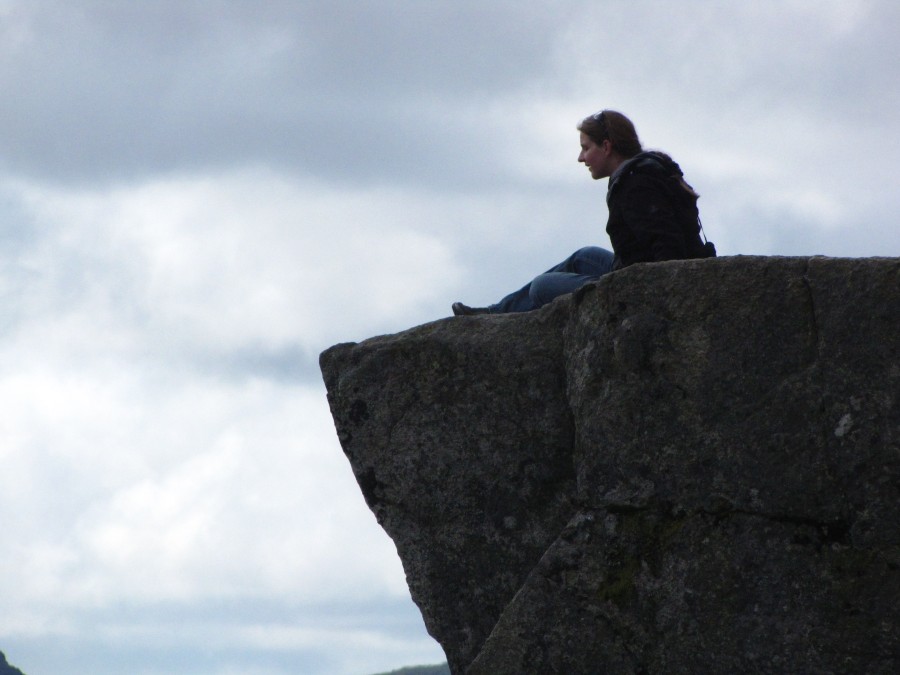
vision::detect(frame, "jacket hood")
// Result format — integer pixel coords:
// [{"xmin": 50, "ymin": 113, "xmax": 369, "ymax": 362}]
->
[{"xmin": 607, "ymin": 151, "xmax": 684, "ymax": 198}]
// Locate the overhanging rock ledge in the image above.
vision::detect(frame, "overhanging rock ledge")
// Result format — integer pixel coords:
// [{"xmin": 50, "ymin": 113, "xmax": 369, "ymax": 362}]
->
[{"xmin": 320, "ymin": 256, "xmax": 900, "ymax": 675}]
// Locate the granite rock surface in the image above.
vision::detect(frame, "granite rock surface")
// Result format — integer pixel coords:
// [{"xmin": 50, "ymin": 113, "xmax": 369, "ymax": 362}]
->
[{"xmin": 321, "ymin": 256, "xmax": 900, "ymax": 674}]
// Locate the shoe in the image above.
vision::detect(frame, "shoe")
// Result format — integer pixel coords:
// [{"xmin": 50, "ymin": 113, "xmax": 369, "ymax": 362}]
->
[{"xmin": 452, "ymin": 302, "xmax": 492, "ymax": 316}]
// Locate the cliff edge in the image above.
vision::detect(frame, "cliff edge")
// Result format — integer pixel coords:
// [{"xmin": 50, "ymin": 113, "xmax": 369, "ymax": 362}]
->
[{"xmin": 320, "ymin": 256, "xmax": 900, "ymax": 674}]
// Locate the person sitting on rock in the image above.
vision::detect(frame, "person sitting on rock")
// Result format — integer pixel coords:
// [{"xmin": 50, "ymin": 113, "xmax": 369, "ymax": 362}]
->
[{"xmin": 452, "ymin": 110, "xmax": 715, "ymax": 316}]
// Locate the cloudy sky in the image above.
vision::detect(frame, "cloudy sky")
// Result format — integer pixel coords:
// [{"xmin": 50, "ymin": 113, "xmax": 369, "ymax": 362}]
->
[{"xmin": 0, "ymin": 1, "xmax": 897, "ymax": 674}]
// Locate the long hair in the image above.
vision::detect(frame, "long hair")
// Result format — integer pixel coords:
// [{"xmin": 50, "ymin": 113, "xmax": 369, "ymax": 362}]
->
[
  {"xmin": 648, "ymin": 150, "xmax": 701, "ymax": 200},
  {"xmin": 578, "ymin": 110, "xmax": 642, "ymax": 158}
]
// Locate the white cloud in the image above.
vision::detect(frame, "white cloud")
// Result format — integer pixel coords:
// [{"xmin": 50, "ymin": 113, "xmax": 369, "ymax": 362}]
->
[
  {"xmin": 0, "ymin": 371, "xmax": 406, "ymax": 604},
  {"xmin": 6, "ymin": 169, "xmax": 465, "ymax": 352},
  {"xmin": 0, "ymin": 170, "xmax": 436, "ymax": 667}
]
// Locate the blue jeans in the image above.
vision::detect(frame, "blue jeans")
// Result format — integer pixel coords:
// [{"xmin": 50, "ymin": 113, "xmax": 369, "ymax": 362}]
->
[{"xmin": 489, "ymin": 246, "xmax": 616, "ymax": 313}]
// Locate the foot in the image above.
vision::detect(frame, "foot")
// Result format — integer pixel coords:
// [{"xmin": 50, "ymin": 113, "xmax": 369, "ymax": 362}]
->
[{"xmin": 452, "ymin": 301, "xmax": 492, "ymax": 316}]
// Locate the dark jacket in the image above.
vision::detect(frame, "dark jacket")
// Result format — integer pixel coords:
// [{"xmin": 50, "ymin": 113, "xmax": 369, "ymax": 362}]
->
[{"xmin": 606, "ymin": 151, "xmax": 712, "ymax": 269}]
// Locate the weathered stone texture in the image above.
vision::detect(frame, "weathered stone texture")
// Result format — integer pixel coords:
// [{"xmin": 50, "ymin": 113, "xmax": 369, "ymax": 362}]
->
[{"xmin": 320, "ymin": 256, "xmax": 900, "ymax": 674}]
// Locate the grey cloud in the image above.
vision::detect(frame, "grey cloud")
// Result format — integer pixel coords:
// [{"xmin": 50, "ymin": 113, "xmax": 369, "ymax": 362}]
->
[
  {"xmin": 2, "ymin": 0, "xmax": 897, "ymax": 193},
  {"xmin": 193, "ymin": 343, "xmax": 325, "ymax": 385},
  {"xmin": 0, "ymin": 1, "xmax": 568, "ymax": 187}
]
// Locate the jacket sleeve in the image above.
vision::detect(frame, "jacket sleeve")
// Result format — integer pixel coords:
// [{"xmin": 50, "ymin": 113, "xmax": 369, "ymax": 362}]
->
[{"xmin": 617, "ymin": 174, "xmax": 688, "ymax": 262}]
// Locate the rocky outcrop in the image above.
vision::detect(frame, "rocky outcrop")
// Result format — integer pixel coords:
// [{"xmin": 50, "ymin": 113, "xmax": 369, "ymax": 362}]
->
[{"xmin": 320, "ymin": 256, "xmax": 900, "ymax": 674}]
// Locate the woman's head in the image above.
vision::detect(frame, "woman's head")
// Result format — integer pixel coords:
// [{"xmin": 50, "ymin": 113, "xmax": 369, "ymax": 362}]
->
[{"xmin": 578, "ymin": 110, "xmax": 642, "ymax": 159}]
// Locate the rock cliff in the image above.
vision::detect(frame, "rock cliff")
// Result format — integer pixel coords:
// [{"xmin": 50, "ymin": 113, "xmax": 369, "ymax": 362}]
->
[{"xmin": 320, "ymin": 256, "xmax": 900, "ymax": 674}]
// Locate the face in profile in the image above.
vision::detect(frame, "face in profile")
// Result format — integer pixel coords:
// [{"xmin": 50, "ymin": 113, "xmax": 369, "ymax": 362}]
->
[{"xmin": 578, "ymin": 132, "xmax": 614, "ymax": 180}]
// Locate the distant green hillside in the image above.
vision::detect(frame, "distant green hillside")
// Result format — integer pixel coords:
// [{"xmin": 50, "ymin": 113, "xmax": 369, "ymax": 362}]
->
[
  {"xmin": 372, "ymin": 664, "xmax": 450, "ymax": 675},
  {"xmin": 0, "ymin": 651, "xmax": 26, "ymax": 675}
]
